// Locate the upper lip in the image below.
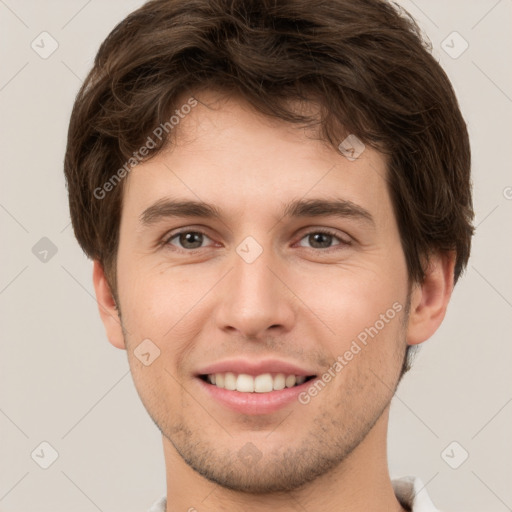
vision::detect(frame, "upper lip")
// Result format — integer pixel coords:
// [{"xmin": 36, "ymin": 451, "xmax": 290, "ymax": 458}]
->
[{"xmin": 196, "ymin": 358, "xmax": 318, "ymax": 377}]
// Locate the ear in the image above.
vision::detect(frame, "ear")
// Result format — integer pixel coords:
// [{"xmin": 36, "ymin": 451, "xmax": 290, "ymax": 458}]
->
[
  {"xmin": 406, "ymin": 251, "xmax": 455, "ymax": 346},
  {"xmin": 92, "ymin": 260, "xmax": 126, "ymax": 350}
]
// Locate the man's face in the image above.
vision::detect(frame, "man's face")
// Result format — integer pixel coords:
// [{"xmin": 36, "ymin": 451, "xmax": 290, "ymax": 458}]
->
[{"xmin": 114, "ymin": 91, "xmax": 410, "ymax": 492}]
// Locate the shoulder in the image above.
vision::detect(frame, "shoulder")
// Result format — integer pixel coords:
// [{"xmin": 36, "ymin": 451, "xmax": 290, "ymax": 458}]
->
[
  {"xmin": 147, "ymin": 495, "xmax": 167, "ymax": 512},
  {"xmin": 392, "ymin": 475, "xmax": 443, "ymax": 512}
]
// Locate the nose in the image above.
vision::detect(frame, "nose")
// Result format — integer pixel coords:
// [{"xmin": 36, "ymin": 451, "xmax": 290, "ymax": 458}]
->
[{"xmin": 214, "ymin": 243, "xmax": 297, "ymax": 340}]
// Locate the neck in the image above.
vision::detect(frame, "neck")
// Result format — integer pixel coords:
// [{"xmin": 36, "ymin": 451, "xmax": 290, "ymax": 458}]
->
[{"xmin": 162, "ymin": 406, "xmax": 406, "ymax": 512}]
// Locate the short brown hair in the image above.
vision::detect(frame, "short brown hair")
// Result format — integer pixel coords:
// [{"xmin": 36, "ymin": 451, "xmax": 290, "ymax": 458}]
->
[{"xmin": 64, "ymin": 0, "xmax": 474, "ymax": 303}]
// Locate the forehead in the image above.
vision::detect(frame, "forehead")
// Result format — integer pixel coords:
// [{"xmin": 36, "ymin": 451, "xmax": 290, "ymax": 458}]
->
[{"xmin": 122, "ymin": 91, "xmax": 391, "ymax": 223}]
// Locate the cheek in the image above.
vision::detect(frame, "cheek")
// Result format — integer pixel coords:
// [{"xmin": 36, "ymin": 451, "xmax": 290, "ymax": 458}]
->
[
  {"xmin": 118, "ymin": 270, "xmax": 193, "ymax": 408},
  {"xmin": 292, "ymin": 258, "xmax": 407, "ymax": 346},
  {"xmin": 117, "ymin": 265, "xmax": 212, "ymax": 386},
  {"xmin": 117, "ymin": 260, "xmax": 198, "ymax": 335}
]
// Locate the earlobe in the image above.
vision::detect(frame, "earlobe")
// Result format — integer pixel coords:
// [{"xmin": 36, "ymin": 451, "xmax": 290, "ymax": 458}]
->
[
  {"xmin": 406, "ymin": 251, "xmax": 456, "ymax": 346},
  {"xmin": 92, "ymin": 260, "xmax": 126, "ymax": 350}
]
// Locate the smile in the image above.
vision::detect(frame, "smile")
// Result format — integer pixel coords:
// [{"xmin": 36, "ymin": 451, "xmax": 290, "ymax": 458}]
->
[{"xmin": 200, "ymin": 372, "xmax": 316, "ymax": 393}]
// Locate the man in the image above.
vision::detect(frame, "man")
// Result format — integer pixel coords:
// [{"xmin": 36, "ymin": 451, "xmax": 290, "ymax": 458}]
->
[{"xmin": 64, "ymin": 0, "xmax": 474, "ymax": 510}]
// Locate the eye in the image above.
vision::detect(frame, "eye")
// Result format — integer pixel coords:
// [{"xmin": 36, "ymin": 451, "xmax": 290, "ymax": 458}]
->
[
  {"xmin": 164, "ymin": 230, "xmax": 214, "ymax": 251},
  {"xmin": 162, "ymin": 228, "xmax": 351, "ymax": 253},
  {"xmin": 296, "ymin": 229, "xmax": 351, "ymax": 251}
]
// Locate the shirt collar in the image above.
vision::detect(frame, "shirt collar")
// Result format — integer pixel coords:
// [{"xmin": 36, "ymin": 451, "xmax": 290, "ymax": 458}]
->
[{"xmin": 392, "ymin": 476, "xmax": 441, "ymax": 511}]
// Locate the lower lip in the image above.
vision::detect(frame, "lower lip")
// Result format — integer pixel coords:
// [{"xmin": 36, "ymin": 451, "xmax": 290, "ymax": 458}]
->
[{"xmin": 196, "ymin": 377, "xmax": 316, "ymax": 415}]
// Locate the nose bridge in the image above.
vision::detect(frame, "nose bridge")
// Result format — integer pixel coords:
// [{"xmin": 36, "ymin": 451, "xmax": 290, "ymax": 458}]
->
[{"xmin": 216, "ymin": 235, "xmax": 295, "ymax": 337}]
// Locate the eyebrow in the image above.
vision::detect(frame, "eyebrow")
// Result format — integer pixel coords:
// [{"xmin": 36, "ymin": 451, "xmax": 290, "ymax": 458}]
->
[{"xmin": 139, "ymin": 197, "xmax": 375, "ymax": 227}]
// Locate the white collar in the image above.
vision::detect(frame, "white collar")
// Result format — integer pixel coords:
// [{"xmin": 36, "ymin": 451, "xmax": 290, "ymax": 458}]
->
[{"xmin": 392, "ymin": 476, "xmax": 441, "ymax": 511}]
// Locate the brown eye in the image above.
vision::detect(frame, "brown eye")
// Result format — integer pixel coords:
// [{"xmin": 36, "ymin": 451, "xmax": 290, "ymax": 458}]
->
[
  {"xmin": 166, "ymin": 231, "xmax": 212, "ymax": 250},
  {"xmin": 296, "ymin": 230, "xmax": 350, "ymax": 250}
]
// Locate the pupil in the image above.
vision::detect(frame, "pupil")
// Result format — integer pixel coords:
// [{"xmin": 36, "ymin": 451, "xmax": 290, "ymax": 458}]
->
[
  {"xmin": 181, "ymin": 232, "xmax": 203, "ymax": 249},
  {"xmin": 310, "ymin": 233, "xmax": 331, "ymax": 248}
]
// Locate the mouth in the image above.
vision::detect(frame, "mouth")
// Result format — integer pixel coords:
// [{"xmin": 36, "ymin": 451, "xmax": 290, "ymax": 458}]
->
[
  {"xmin": 196, "ymin": 372, "xmax": 318, "ymax": 415},
  {"xmin": 194, "ymin": 358, "xmax": 319, "ymax": 414},
  {"xmin": 198, "ymin": 372, "xmax": 317, "ymax": 393}
]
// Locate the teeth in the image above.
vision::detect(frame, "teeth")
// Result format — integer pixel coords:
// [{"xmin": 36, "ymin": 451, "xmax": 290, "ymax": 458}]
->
[
  {"xmin": 205, "ymin": 372, "xmax": 311, "ymax": 393},
  {"xmin": 254, "ymin": 374, "xmax": 273, "ymax": 393},
  {"xmin": 224, "ymin": 372, "xmax": 236, "ymax": 391},
  {"xmin": 236, "ymin": 374, "xmax": 255, "ymax": 392},
  {"xmin": 273, "ymin": 373, "xmax": 286, "ymax": 390},
  {"xmin": 285, "ymin": 375, "xmax": 296, "ymax": 388}
]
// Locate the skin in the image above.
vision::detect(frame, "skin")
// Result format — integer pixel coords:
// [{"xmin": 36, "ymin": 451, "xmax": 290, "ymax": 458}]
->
[{"xmin": 93, "ymin": 90, "xmax": 454, "ymax": 512}]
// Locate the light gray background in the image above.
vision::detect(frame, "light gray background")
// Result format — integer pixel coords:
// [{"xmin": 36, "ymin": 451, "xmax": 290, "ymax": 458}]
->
[{"xmin": 1, "ymin": 1, "xmax": 511, "ymax": 511}]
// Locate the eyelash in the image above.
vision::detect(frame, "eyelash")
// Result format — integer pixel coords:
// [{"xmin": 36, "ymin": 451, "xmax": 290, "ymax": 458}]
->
[{"xmin": 162, "ymin": 228, "xmax": 351, "ymax": 253}]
